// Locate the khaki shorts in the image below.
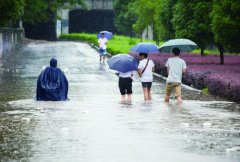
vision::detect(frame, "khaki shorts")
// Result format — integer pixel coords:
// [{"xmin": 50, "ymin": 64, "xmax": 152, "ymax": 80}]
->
[{"xmin": 165, "ymin": 82, "xmax": 182, "ymax": 97}]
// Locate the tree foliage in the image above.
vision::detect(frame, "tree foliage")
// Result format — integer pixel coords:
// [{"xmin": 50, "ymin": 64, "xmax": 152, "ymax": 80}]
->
[
  {"xmin": 114, "ymin": 0, "xmax": 137, "ymax": 36},
  {"xmin": 114, "ymin": 0, "xmax": 163, "ymax": 42},
  {"xmin": 131, "ymin": 0, "xmax": 155, "ymax": 34},
  {"xmin": 172, "ymin": 0, "xmax": 214, "ymax": 55},
  {"xmin": 130, "ymin": 0, "xmax": 162, "ymax": 43},
  {"xmin": 0, "ymin": 0, "xmax": 84, "ymax": 26},
  {"xmin": 157, "ymin": 0, "xmax": 176, "ymax": 41},
  {"xmin": 2, "ymin": 0, "xmax": 240, "ymax": 64},
  {"xmin": 190, "ymin": 1, "xmax": 214, "ymax": 55},
  {"xmin": 113, "ymin": 0, "xmax": 240, "ymax": 64},
  {"xmin": 211, "ymin": 0, "xmax": 240, "ymax": 53},
  {"xmin": 23, "ymin": 0, "xmax": 85, "ymax": 24},
  {"xmin": 0, "ymin": 0, "xmax": 25, "ymax": 26},
  {"xmin": 172, "ymin": 0, "xmax": 192, "ymax": 39}
]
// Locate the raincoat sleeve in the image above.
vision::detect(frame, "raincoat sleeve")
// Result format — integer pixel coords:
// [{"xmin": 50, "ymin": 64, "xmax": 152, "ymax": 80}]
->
[
  {"xmin": 36, "ymin": 71, "xmax": 46, "ymax": 101},
  {"xmin": 59, "ymin": 73, "xmax": 68, "ymax": 100}
]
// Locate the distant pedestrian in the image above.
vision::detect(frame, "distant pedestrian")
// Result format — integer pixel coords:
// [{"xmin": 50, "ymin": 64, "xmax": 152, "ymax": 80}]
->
[
  {"xmin": 164, "ymin": 47, "xmax": 187, "ymax": 104},
  {"xmin": 117, "ymin": 71, "xmax": 134, "ymax": 103},
  {"xmin": 98, "ymin": 33, "xmax": 108, "ymax": 62},
  {"xmin": 138, "ymin": 53, "xmax": 155, "ymax": 101}
]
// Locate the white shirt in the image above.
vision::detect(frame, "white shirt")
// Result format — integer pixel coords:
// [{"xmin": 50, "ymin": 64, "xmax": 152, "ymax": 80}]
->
[
  {"xmin": 118, "ymin": 71, "xmax": 133, "ymax": 78},
  {"xmin": 138, "ymin": 59, "xmax": 155, "ymax": 82},
  {"xmin": 98, "ymin": 38, "xmax": 108, "ymax": 49},
  {"xmin": 165, "ymin": 57, "xmax": 187, "ymax": 83}
]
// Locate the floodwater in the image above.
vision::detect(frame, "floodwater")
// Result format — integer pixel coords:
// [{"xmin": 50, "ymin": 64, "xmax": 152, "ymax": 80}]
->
[{"xmin": 0, "ymin": 42, "xmax": 239, "ymax": 162}]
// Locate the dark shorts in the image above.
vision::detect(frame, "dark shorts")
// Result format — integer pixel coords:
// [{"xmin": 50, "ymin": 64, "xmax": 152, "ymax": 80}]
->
[
  {"xmin": 141, "ymin": 82, "xmax": 152, "ymax": 89},
  {"xmin": 119, "ymin": 77, "xmax": 133, "ymax": 95},
  {"xmin": 99, "ymin": 48, "xmax": 107, "ymax": 56}
]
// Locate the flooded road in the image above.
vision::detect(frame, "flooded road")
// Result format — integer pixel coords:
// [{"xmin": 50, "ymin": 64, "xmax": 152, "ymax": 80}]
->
[{"xmin": 0, "ymin": 42, "xmax": 240, "ymax": 162}]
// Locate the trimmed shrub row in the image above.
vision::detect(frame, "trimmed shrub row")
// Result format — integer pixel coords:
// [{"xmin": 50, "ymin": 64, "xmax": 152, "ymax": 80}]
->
[
  {"xmin": 59, "ymin": 33, "xmax": 151, "ymax": 55},
  {"xmin": 60, "ymin": 33, "xmax": 98, "ymax": 46},
  {"xmin": 146, "ymin": 54, "xmax": 240, "ymax": 102}
]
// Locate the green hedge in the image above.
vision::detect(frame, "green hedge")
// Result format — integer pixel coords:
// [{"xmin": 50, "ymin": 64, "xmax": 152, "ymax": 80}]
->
[
  {"xmin": 60, "ymin": 33, "xmax": 98, "ymax": 46},
  {"xmin": 59, "ymin": 33, "xmax": 154, "ymax": 55},
  {"xmin": 60, "ymin": 33, "xmax": 220, "ymax": 55},
  {"xmin": 107, "ymin": 35, "xmax": 142, "ymax": 55}
]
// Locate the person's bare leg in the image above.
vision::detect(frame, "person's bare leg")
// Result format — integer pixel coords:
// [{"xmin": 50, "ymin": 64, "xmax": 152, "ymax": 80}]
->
[
  {"xmin": 175, "ymin": 85, "xmax": 182, "ymax": 104},
  {"xmin": 103, "ymin": 56, "xmax": 106, "ymax": 62},
  {"xmin": 148, "ymin": 88, "xmax": 152, "ymax": 100},
  {"xmin": 176, "ymin": 96, "xmax": 182, "ymax": 104},
  {"xmin": 121, "ymin": 95, "xmax": 126, "ymax": 103},
  {"xmin": 164, "ymin": 96, "xmax": 170, "ymax": 102},
  {"xmin": 143, "ymin": 88, "xmax": 149, "ymax": 101},
  {"xmin": 127, "ymin": 94, "xmax": 132, "ymax": 103}
]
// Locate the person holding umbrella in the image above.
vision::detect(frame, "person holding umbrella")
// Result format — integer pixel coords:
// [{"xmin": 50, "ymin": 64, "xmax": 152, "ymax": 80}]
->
[
  {"xmin": 164, "ymin": 47, "xmax": 187, "ymax": 104},
  {"xmin": 138, "ymin": 53, "xmax": 155, "ymax": 101},
  {"xmin": 98, "ymin": 33, "xmax": 108, "ymax": 62},
  {"xmin": 117, "ymin": 70, "xmax": 134, "ymax": 103},
  {"xmin": 98, "ymin": 31, "xmax": 113, "ymax": 62},
  {"xmin": 107, "ymin": 54, "xmax": 138, "ymax": 103},
  {"xmin": 130, "ymin": 42, "xmax": 159, "ymax": 101}
]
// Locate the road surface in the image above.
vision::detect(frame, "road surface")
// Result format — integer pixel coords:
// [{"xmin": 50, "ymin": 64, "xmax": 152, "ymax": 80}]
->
[{"xmin": 0, "ymin": 42, "xmax": 239, "ymax": 162}]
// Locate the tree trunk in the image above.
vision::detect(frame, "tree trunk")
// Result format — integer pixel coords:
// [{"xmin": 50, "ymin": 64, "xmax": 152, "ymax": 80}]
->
[
  {"xmin": 219, "ymin": 45, "xmax": 224, "ymax": 65},
  {"xmin": 200, "ymin": 48, "xmax": 204, "ymax": 56}
]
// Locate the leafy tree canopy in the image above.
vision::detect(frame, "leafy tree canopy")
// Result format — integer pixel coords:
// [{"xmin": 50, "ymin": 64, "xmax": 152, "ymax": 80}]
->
[
  {"xmin": 0, "ymin": 0, "xmax": 84, "ymax": 26},
  {"xmin": 211, "ymin": 0, "xmax": 240, "ymax": 53},
  {"xmin": 114, "ymin": 0, "xmax": 137, "ymax": 36},
  {"xmin": 0, "ymin": 0, "xmax": 25, "ymax": 26},
  {"xmin": 172, "ymin": 0, "xmax": 214, "ymax": 55},
  {"xmin": 157, "ymin": 0, "xmax": 177, "ymax": 41}
]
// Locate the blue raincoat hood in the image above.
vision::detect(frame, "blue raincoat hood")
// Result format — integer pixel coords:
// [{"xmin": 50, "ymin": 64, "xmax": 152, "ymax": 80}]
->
[{"xmin": 50, "ymin": 58, "xmax": 57, "ymax": 67}]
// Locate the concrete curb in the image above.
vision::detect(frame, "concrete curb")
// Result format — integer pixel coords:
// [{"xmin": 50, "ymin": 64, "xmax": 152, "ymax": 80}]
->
[{"xmin": 153, "ymin": 73, "xmax": 202, "ymax": 92}]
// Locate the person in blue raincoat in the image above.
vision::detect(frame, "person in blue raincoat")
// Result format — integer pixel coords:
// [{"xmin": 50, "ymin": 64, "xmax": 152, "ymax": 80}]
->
[{"xmin": 36, "ymin": 58, "xmax": 68, "ymax": 101}]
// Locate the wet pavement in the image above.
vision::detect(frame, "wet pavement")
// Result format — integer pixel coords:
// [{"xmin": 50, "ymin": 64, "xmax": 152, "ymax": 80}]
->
[{"xmin": 0, "ymin": 42, "xmax": 240, "ymax": 162}]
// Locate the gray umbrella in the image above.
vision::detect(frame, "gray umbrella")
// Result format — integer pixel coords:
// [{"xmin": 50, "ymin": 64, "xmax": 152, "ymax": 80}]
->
[{"xmin": 159, "ymin": 39, "xmax": 198, "ymax": 53}]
